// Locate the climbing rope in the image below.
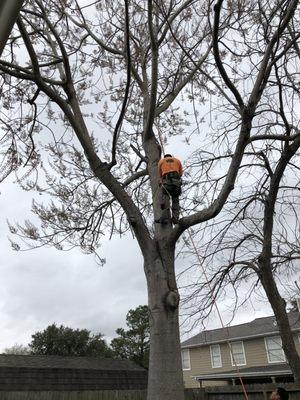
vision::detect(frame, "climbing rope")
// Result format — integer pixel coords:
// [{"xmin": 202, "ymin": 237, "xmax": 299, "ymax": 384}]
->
[
  {"xmin": 188, "ymin": 231, "xmax": 249, "ymax": 400},
  {"xmin": 156, "ymin": 130, "xmax": 249, "ymax": 399}
]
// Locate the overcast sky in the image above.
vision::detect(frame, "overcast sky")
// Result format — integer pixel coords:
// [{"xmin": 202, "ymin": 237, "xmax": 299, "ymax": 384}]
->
[
  {"xmin": 0, "ymin": 178, "xmax": 148, "ymax": 351},
  {"xmin": 0, "ymin": 109, "xmax": 277, "ymax": 353},
  {"xmin": 0, "ymin": 107, "xmax": 278, "ymax": 352},
  {"xmin": 0, "ymin": 0, "xmax": 290, "ymax": 354},
  {"xmin": 0, "ymin": 157, "xmax": 276, "ymax": 353}
]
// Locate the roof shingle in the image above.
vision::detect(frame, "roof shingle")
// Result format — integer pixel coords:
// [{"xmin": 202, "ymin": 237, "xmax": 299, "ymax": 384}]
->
[
  {"xmin": 0, "ymin": 354, "xmax": 145, "ymax": 371},
  {"xmin": 181, "ymin": 311, "xmax": 300, "ymax": 348}
]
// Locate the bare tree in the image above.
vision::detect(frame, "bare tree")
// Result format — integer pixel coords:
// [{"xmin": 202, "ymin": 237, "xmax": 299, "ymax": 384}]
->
[
  {"xmin": 0, "ymin": 0, "xmax": 299, "ymax": 398},
  {"xmin": 3, "ymin": 344, "xmax": 31, "ymax": 355},
  {"xmin": 180, "ymin": 0, "xmax": 300, "ymax": 383}
]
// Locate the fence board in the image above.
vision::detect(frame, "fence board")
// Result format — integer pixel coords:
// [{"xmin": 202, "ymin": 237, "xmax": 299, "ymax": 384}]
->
[
  {"xmin": 0, "ymin": 386, "xmax": 299, "ymax": 400},
  {"xmin": 0, "ymin": 391, "xmax": 147, "ymax": 400}
]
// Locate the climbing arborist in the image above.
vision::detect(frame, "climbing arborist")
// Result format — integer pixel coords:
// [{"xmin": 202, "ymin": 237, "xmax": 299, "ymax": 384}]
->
[{"xmin": 157, "ymin": 154, "xmax": 183, "ymax": 224}]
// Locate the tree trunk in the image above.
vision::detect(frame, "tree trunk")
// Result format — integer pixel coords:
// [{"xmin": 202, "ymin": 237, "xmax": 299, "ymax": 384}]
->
[
  {"xmin": 0, "ymin": 0, "xmax": 24, "ymax": 57},
  {"xmin": 145, "ymin": 246, "xmax": 184, "ymax": 400},
  {"xmin": 260, "ymin": 264, "xmax": 300, "ymax": 383}
]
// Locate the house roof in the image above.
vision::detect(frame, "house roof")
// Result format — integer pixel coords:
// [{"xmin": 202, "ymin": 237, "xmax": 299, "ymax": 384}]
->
[
  {"xmin": 181, "ymin": 311, "xmax": 300, "ymax": 348},
  {"xmin": 193, "ymin": 363, "xmax": 292, "ymax": 381},
  {"xmin": 0, "ymin": 354, "xmax": 145, "ymax": 371}
]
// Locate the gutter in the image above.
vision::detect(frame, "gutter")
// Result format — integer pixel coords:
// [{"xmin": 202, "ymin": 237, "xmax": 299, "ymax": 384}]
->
[{"xmin": 193, "ymin": 369, "xmax": 292, "ymax": 381}]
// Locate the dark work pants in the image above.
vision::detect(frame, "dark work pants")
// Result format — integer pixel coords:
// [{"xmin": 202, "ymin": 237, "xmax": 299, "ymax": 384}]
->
[{"xmin": 160, "ymin": 185, "xmax": 180, "ymax": 222}]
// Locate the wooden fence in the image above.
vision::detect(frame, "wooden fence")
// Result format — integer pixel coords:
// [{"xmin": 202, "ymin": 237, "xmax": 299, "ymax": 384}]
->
[
  {"xmin": 187, "ymin": 383, "xmax": 300, "ymax": 400},
  {"xmin": 0, "ymin": 391, "xmax": 147, "ymax": 400},
  {"xmin": 0, "ymin": 385, "xmax": 299, "ymax": 400}
]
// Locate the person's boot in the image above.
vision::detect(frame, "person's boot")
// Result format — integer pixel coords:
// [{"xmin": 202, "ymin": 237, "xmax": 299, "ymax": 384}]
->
[
  {"xmin": 172, "ymin": 216, "xmax": 179, "ymax": 224},
  {"xmin": 155, "ymin": 217, "xmax": 171, "ymax": 224}
]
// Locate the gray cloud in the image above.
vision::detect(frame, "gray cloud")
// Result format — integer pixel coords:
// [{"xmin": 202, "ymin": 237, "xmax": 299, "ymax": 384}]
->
[{"xmin": 0, "ymin": 181, "xmax": 147, "ymax": 351}]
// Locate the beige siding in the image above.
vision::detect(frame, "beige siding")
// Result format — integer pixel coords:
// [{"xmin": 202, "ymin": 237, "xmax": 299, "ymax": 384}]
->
[
  {"xmin": 243, "ymin": 337, "xmax": 268, "ymax": 366},
  {"xmin": 182, "ymin": 332, "xmax": 300, "ymax": 388},
  {"xmin": 182, "ymin": 370, "xmax": 199, "ymax": 388}
]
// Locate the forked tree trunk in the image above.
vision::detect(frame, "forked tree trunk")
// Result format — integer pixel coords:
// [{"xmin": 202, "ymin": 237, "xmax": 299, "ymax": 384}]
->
[{"xmin": 145, "ymin": 247, "xmax": 184, "ymax": 400}]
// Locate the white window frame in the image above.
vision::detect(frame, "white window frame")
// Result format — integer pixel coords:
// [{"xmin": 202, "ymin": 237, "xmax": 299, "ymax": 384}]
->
[
  {"xmin": 181, "ymin": 349, "xmax": 191, "ymax": 371},
  {"xmin": 210, "ymin": 344, "xmax": 222, "ymax": 368},
  {"xmin": 230, "ymin": 341, "xmax": 246, "ymax": 366},
  {"xmin": 265, "ymin": 336, "xmax": 286, "ymax": 364}
]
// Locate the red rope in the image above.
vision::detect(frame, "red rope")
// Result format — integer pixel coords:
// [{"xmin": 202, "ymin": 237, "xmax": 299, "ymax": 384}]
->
[
  {"xmin": 187, "ymin": 230, "xmax": 249, "ymax": 400},
  {"xmin": 156, "ymin": 128, "xmax": 249, "ymax": 399}
]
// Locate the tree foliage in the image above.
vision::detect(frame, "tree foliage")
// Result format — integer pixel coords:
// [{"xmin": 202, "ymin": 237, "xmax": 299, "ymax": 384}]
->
[
  {"xmin": 29, "ymin": 324, "xmax": 112, "ymax": 357},
  {"xmin": 111, "ymin": 305, "xmax": 150, "ymax": 368}
]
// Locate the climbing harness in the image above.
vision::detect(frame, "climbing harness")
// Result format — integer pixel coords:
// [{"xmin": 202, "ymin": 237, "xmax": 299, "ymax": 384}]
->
[{"xmin": 162, "ymin": 172, "xmax": 182, "ymax": 197}]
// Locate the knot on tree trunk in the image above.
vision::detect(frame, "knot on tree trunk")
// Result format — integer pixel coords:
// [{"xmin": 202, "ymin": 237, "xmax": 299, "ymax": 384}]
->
[
  {"xmin": 164, "ymin": 290, "xmax": 180, "ymax": 311},
  {"xmin": 128, "ymin": 216, "xmax": 137, "ymax": 226}
]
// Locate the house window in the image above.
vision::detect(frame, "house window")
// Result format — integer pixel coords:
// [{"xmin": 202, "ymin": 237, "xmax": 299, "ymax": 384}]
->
[
  {"xmin": 181, "ymin": 349, "xmax": 191, "ymax": 370},
  {"xmin": 265, "ymin": 336, "xmax": 286, "ymax": 363},
  {"xmin": 210, "ymin": 344, "xmax": 222, "ymax": 368},
  {"xmin": 230, "ymin": 341, "xmax": 246, "ymax": 366}
]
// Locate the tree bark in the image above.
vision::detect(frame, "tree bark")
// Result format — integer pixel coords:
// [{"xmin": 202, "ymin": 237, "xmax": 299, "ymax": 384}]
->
[
  {"xmin": 145, "ymin": 245, "xmax": 184, "ymax": 400},
  {"xmin": 259, "ymin": 137, "xmax": 300, "ymax": 384},
  {"xmin": 259, "ymin": 265, "xmax": 300, "ymax": 383},
  {"xmin": 0, "ymin": 0, "xmax": 24, "ymax": 57}
]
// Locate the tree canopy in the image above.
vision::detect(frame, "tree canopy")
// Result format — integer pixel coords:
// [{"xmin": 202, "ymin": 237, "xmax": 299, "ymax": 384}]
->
[
  {"xmin": 111, "ymin": 305, "xmax": 150, "ymax": 368},
  {"xmin": 29, "ymin": 324, "xmax": 112, "ymax": 357}
]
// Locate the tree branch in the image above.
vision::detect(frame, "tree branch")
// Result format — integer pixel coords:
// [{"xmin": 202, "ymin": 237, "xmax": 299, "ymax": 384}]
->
[
  {"xmin": 213, "ymin": 0, "xmax": 244, "ymax": 110},
  {"xmin": 16, "ymin": 11, "xmax": 153, "ymax": 256},
  {"xmin": 155, "ymin": 45, "xmax": 212, "ymax": 116},
  {"xmin": 109, "ymin": 0, "xmax": 131, "ymax": 168},
  {"xmin": 248, "ymin": 0, "xmax": 298, "ymax": 108},
  {"xmin": 143, "ymin": 0, "xmax": 159, "ymax": 143},
  {"xmin": 260, "ymin": 135, "xmax": 300, "ymax": 264}
]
